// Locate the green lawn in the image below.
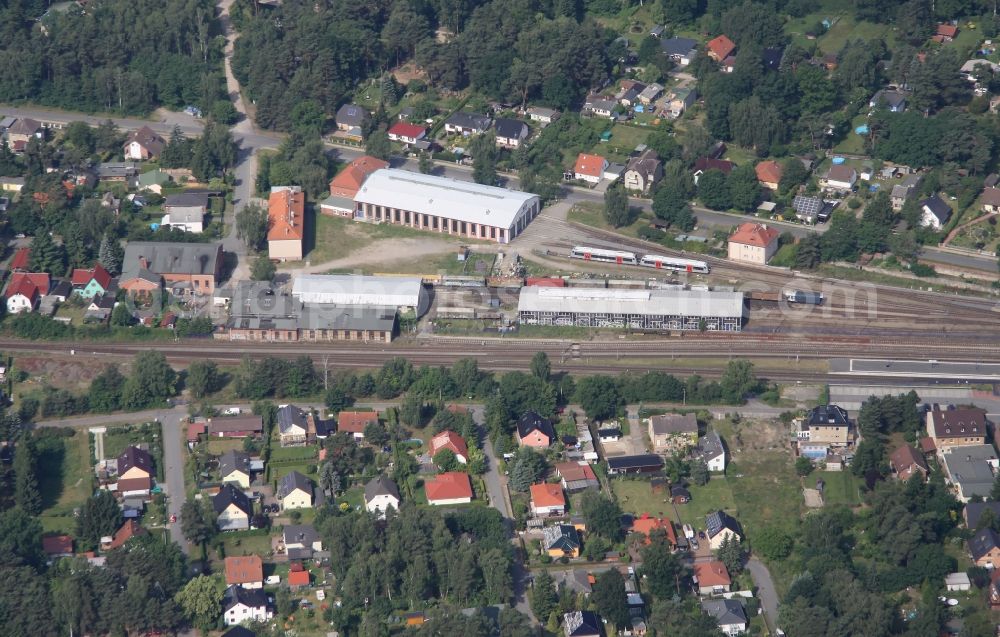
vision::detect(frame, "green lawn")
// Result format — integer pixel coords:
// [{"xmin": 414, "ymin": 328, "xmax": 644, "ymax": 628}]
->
[
  {"xmin": 611, "ymin": 480, "xmax": 676, "ymax": 520},
  {"xmin": 680, "ymin": 476, "xmax": 738, "ymax": 525},
  {"xmin": 269, "ymin": 446, "xmax": 319, "ymax": 462},
  {"xmin": 38, "ymin": 431, "xmax": 93, "ymax": 517},
  {"xmin": 567, "ymin": 202, "xmax": 652, "ymax": 238},
  {"xmin": 206, "ymin": 439, "xmax": 245, "ymax": 455},
  {"xmin": 595, "ymin": 124, "xmax": 655, "ymax": 163},
  {"xmin": 217, "ymin": 533, "xmax": 273, "ymax": 560},
  {"xmin": 817, "ymin": 470, "xmax": 863, "ymax": 506}
]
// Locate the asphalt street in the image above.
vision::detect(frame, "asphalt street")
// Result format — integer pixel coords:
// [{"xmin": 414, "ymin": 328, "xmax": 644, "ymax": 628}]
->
[{"xmin": 747, "ymin": 557, "xmax": 779, "ymax": 632}]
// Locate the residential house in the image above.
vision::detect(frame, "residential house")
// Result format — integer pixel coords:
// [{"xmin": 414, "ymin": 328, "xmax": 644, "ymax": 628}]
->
[
  {"xmin": 616, "ymin": 80, "xmax": 645, "ymax": 107},
  {"xmin": 891, "ymin": 174, "xmax": 922, "ymax": 211},
  {"xmin": 889, "ymin": 444, "xmax": 929, "ymax": 482},
  {"xmin": 527, "ymin": 106, "xmax": 561, "ymax": 124},
  {"xmin": 982, "ymin": 187, "xmax": 1000, "ymax": 213},
  {"xmin": 648, "ymin": 413, "xmax": 698, "ymax": 453},
  {"xmin": 335, "ymin": 104, "xmax": 368, "ymax": 133},
  {"xmin": 123, "ymin": 126, "xmax": 165, "ymax": 160},
  {"xmin": 555, "ymin": 461, "xmax": 600, "ymax": 492},
  {"xmin": 337, "ymin": 410, "xmax": 378, "ymax": 441},
  {"xmin": 283, "ymin": 524, "xmax": 323, "ymax": 559},
  {"xmin": 161, "ymin": 192, "xmax": 209, "ymax": 233},
  {"xmin": 387, "ymin": 122, "xmax": 427, "ymax": 145},
  {"xmin": 0, "ymin": 176, "xmax": 24, "ymax": 192},
  {"xmin": 661, "ymin": 37, "xmax": 698, "ymax": 65},
  {"xmin": 697, "ymin": 430, "xmax": 727, "ymax": 472},
  {"xmin": 727, "ymin": 222, "xmax": 780, "ymax": 265},
  {"xmin": 563, "ymin": 610, "xmax": 601, "ymax": 637},
  {"xmin": 117, "ymin": 446, "xmax": 154, "ymax": 495},
  {"xmin": 649, "ymin": 24, "xmax": 665, "ymax": 38},
  {"xmin": 42, "ymin": 535, "xmax": 74, "ymax": 559},
  {"xmin": 762, "ymin": 46, "xmax": 784, "ymax": 70},
  {"xmin": 222, "ymin": 626, "xmax": 256, "ymax": 637},
  {"xmin": 801, "ymin": 405, "xmax": 854, "ymax": 446},
  {"xmin": 574, "ymin": 153, "xmax": 608, "ymax": 184},
  {"xmin": 494, "ymin": 118, "xmax": 530, "ymax": 149},
  {"xmin": 623, "ymin": 149, "xmax": 662, "ymax": 194},
  {"xmin": 277, "ymin": 404, "xmax": 315, "ymax": 447},
  {"xmin": 97, "ymin": 162, "xmax": 139, "ymax": 186},
  {"xmin": 962, "ymin": 58, "xmax": 1000, "ymax": 81},
  {"xmin": 927, "ymin": 405, "xmax": 988, "ymax": 448},
  {"xmin": 552, "ymin": 569, "xmax": 594, "ymax": 596},
  {"xmin": 701, "ymin": 599, "xmax": 747, "ymax": 636},
  {"xmin": 429, "ymin": 430, "xmax": 469, "ymax": 464},
  {"xmin": 277, "ymin": 471, "xmax": 314, "ymax": 510},
  {"xmin": 120, "ymin": 241, "xmax": 223, "ymax": 298},
  {"xmin": 969, "ymin": 527, "xmax": 1000, "ymax": 568},
  {"xmin": 822, "ymin": 165, "xmax": 857, "ymax": 192},
  {"xmin": 70, "ymin": 262, "xmax": 112, "ymax": 299},
  {"xmin": 7, "ymin": 118, "xmax": 43, "ymax": 144},
  {"xmin": 706, "ymin": 511, "xmax": 742, "ymax": 550},
  {"xmin": 755, "ymin": 160, "xmax": 783, "ymax": 191},
  {"xmin": 964, "ymin": 501, "xmax": 1000, "ymax": 527},
  {"xmin": 9, "ymin": 247, "xmax": 29, "ymax": 272},
  {"xmin": 607, "ymin": 454, "xmax": 664, "ymax": 475},
  {"xmin": 942, "ymin": 444, "xmax": 998, "ymax": 502},
  {"xmin": 322, "ymin": 155, "xmax": 388, "ymax": 216},
  {"xmin": 666, "ymin": 86, "xmax": 697, "ymax": 118},
  {"xmin": 584, "ymin": 95, "xmax": 617, "ymax": 119},
  {"xmin": 945, "ymin": 572, "xmax": 971, "ymax": 592},
  {"xmin": 543, "ymin": 524, "xmax": 581, "ymax": 558},
  {"xmin": 638, "ymin": 83, "xmax": 664, "ymax": 105},
  {"xmin": 629, "ymin": 514, "xmax": 677, "ymax": 547},
  {"xmin": 364, "ymin": 475, "xmax": 401, "ymax": 516},
  {"xmin": 137, "ymin": 169, "xmax": 171, "ymax": 194},
  {"xmin": 287, "ymin": 562, "xmax": 310, "ymax": 588},
  {"xmin": 225, "ymin": 555, "xmax": 264, "ymax": 589},
  {"xmin": 693, "ymin": 560, "xmax": 732, "ymax": 595},
  {"xmin": 693, "ymin": 157, "xmax": 735, "ymax": 185},
  {"xmin": 516, "ymin": 411, "xmax": 555, "ymax": 447},
  {"xmin": 425, "ymin": 471, "xmax": 473, "ymax": 505},
  {"xmin": 106, "ymin": 519, "xmax": 147, "ymax": 550},
  {"xmin": 935, "ymin": 23, "xmax": 959, "ymax": 42},
  {"xmin": 213, "ymin": 484, "xmax": 252, "ymax": 531},
  {"xmin": 444, "ymin": 112, "xmax": 491, "ymax": 136},
  {"xmin": 5, "ymin": 272, "xmax": 49, "ymax": 313},
  {"xmin": 207, "ymin": 414, "xmax": 264, "ymax": 438},
  {"xmin": 530, "ymin": 483, "xmax": 567, "ymax": 516},
  {"xmin": 223, "ymin": 585, "xmax": 272, "ymax": 626},
  {"xmin": 219, "ymin": 449, "xmax": 252, "ymax": 488},
  {"xmin": 706, "ymin": 35, "xmax": 736, "ymax": 62},
  {"xmin": 267, "ymin": 186, "xmax": 304, "ymax": 261},
  {"xmin": 919, "ymin": 194, "xmax": 952, "ymax": 229},
  {"xmin": 869, "ymin": 89, "xmax": 907, "ymax": 113}
]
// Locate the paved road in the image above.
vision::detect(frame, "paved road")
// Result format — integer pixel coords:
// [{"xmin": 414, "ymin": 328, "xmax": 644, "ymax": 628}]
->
[{"xmin": 747, "ymin": 557, "xmax": 779, "ymax": 632}]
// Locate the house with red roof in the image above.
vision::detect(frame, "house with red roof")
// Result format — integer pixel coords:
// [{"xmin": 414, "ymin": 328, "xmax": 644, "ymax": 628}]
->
[
  {"xmin": 727, "ymin": 222, "xmax": 781, "ymax": 265},
  {"xmin": 425, "ymin": 471, "xmax": 473, "ymax": 505},
  {"xmin": 288, "ymin": 562, "xmax": 310, "ymax": 588},
  {"xmin": 755, "ymin": 160, "xmax": 783, "ymax": 191},
  {"xmin": 934, "ymin": 23, "xmax": 958, "ymax": 42},
  {"xmin": 9, "ymin": 247, "xmax": 29, "ymax": 272},
  {"xmin": 5, "ymin": 272, "xmax": 49, "ymax": 314},
  {"xmin": 225, "ymin": 555, "xmax": 264, "ymax": 589},
  {"xmin": 71, "ymin": 262, "xmax": 113, "ymax": 299},
  {"xmin": 574, "ymin": 153, "xmax": 609, "ymax": 184},
  {"xmin": 337, "ymin": 411, "xmax": 378, "ymax": 441},
  {"xmin": 706, "ymin": 35, "xmax": 736, "ymax": 62},
  {"xmin": 42, "ymin": 535, "xmax": 74, "ymax": 559},
  {"xmin": 321, "ymin": 155, "xmax": 390, "ymax": 217},
  {"xmin": 629, "ymin": 514, "xmax": 677, "ymax": 547},
  {"xmin": 693, "ymin": 560, "xmax": 732, "ymax": 595},
  {"xmin": 267, "ymin": 186, "xmax": 305, "ymax": 261},
  {"xmin": 387, "ymin": 122, "xmax": 427, "ymax": 145},
  {"xmin": 529, "ymin": 483, "xmax": 566, "ymax": 516},
  {"xmin": 429, "ymin": 430, "xmax": 469, "ymax": 464},
  {"xmin": 105, "ymin": 519, "xmax": 147, "ymax": 550}
]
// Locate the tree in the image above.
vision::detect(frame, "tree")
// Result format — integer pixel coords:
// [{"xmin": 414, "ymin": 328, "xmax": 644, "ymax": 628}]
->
[
  {"xmin": 697, "ymin": 169, "xmax": 732, "ymax": 210},
  {"xmin": 14, "ymin": 438, "xmax": 41, "ymax": 514},
  {"xmin": 753, "ymin": 526, "xmax": 793, "ymax": 560},
  {"xmin": 186, "ymin": 360, "xmax": 220, "ymax": 399},
  {"xmin": 161, "ymin": 125, "xmax": 192, "ymax": 168},
  {"xmin": 76, "ymin": 490, "xmax": 122, "ymax": 549},
  {"xmin": 720, "ymin": 359, "xmax": 759, "ymax": 403},
  {"xmin": 434, "ymin": 448, "xmax": 461, "ymax": 472},
  {"xmin": 530, "ymin": 352, "xmax": 551, "ymax": 382},
  {"xmin": 690, "ymin": 459, "xmax": 710, "ymax": 486},
  {"xmin": 89, "ymin": 364, "xmax": 125, "ymax": 412},
  {"xmin": 795, "ymin": 234, "xmax": 822, "ymax": 269},
  {"xmin": 508, "ymin": 447, "xmax": 547, "ymax": 492},
  {"xmin": 110, "ymin": 303, "xmax": 133, "ymax": 327},
  {"xmin": 175, "ymin": 574, "xmax": 224, "ymax": 631},
  {"xmin": 530, "ymin": 570, "xmax": 558, "ymax": 620},
  {"xmin": 471, "ymin": 132, "xmax": 499, "ymax": 185},
  {"xmin": 122, "ymin": 351, "xmax": 177, "ymax": 410},
  {"xmin": 364, "ymin": 420, "xmax": 390, "ymax": 448},
  {"xmin": 716, "ymin": 535, "xmax": 745, "ymax": 575},
  {"xmin": 573, "ymin": 375, "xmax": 622, "ymax": 421},
  {"xmin": 236, "ymin": 202, "xmax": 269, "ymax": 252},
  {"xmin": 0, "ymin": 507, "xmax": 43, "ymax": 567},
  {"xmin": 98, "ymin": 233, "xmax": 124, "ymax": 275},
  {"xmin": 991, "ymin": 472, "xmax": 1000, "ymax": 501},
  {"xmin": 180, "ymin": 500, "xmax": 215, "ymax": 549},
  {"xmin": 251, "ymin": 256, "xmax": 276, "ymax": 281},
  {"xmin": 640, "ymin": 537, "xmax": 686, "ymax": 599},
  {"xmin": 592, "ymin": 569, "xmax": 630, "ymax": 629},
  {"xmin": 400, "ymin": 392, "xmax": 424, "ymax": 427},
  {"xmin": 580, "ymin": 491, "xmax": 624, "ymax": 541},
  {"xmin": 319, "ymin": 461, "xmax": 342, "ymax": 497},
  {"xmin": 28, "ymin": 231, "xmax": 67, "ymax": 276},
  {"xmin": 419, "ymin": 152, "xmax": 432, "ymax": 174},
  {"xmin": 366, "ymin": 128, "xmax": 391, "ymax": 161},
  {"xmin": 604, "ymin": 182, "xmax": 631, "ymax": 227},
  {"xmin": 727, "ymin": 165, "xmax": 761, "ymax": 212},
  {"xmin": 795, "ymin": 456, "xmax": 814, "ymax": 477}
]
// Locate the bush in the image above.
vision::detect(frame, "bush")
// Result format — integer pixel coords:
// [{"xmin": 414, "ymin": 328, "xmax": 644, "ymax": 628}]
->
[{"xmin": 909, "ymin": 262, "xmax": 936, "ymax": 277}]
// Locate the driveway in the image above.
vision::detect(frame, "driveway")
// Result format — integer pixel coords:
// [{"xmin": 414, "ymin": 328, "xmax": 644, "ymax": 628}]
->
[{"xmin": 747, "ymin": 557, "xmax": 779, "ymax": 632}]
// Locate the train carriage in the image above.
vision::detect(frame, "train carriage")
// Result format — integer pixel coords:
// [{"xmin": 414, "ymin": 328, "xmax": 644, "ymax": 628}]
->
[{"xmin": 569, "ymin": 246, "xmax": 639, "ymax": 265}]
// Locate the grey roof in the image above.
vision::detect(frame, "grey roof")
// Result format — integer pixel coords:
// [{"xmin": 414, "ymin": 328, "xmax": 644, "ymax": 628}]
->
[
  {"xmin": 219, "ymin": 449, "xmax": 251, "ymax": 479},
  {"xmin": 223, "ymin": 584, "xmax": 267, "ymax": 611},
  {"xmin": 543, "ymin": 524, "xmax": 581, "ymax": 551},
  {"xmin": 213, "ymin": 484, "xmax": 252, "ymax": 515},
  {"xmin": 293, "ymin": 273, "xmax": 429, "ymax": 313},
  {"xmin": 518, "ymin": 286, "xmax": 745, "ymax": 320},
  {"xmin": 649, "ymin": 413, "xmax": 697, "ymax": 436},
  {"xmin": 806, "ymin": 404, "xmax": 850, "ymax": 427},
  {"xmin": 921, "ymin": 195, "xmax": 952, "ymax": 223},
  {"xmin": 298, "ymin": 304, "xmax": 398, "ymax": 332},
  {"xmin": 121, "ymin": 242, "xmax": 221, "ymax": 280},
  {"xmin": 98, "ymin": 162, "xmax": 138, "ymax": 179},
  {"xmin": 697, "ymin": 430, "xmax": 725, "ymax": 461},
  {"xmin": 793, "ymin": 195, "xmax": 823, "ymax": 216},
  {"xmin": 364, "ymin": 475, "xmax": 401, "ymax": 503},
  {"xmin": 607, "ymin": 454, "xmax": 663, "ymax": 471},
  {"xmin": 586, "ymin": 97, "xmax": 617, "ymax": 113},
  {"xmin": 277, "ymin": 470, "xmax": 313, "ymax": 499},
  {"xmin": 942, "ymin": 444, "xmax": 998, "ymax": 499},
  {"xmin": 208, "ymin": 414, "xmax": 264, "ymax": 434},
  {"xmin": 164, "ymin": 192, "xmax": 209, "ymax": 209},
  {"xmin": 702, "ymin": 599, "xmax": 747, "ymax": 627},
  {"xmin": 494, "ymin": 118, "xmax": 528, "ymax": 140},
  {"xmin": 661, "ymin": 37, "xmax": 698, "ymax": 57},
  {"xmin": 276, "ymin": 405, "xmax": 308, "ymax": 435},
  {"xmin": 527, "ymin": 106, "xmax": 559, "ymax": 119},
  {"xmin": 336, "ymin": 104, "xmax": 368, "ymax": 127},
  {"xmin": 706, "ymin": 510, "xmax": 741, "ymax": 539},
  {"xmin": 870, "ymin": 89, "xmax": 906, "ymax": 109},
  {"xmin": 283, "ymin": 523, "xmax": 319, "ymax": 547},
  {"xmin": 552, "ymin": 569, "xmax": 593, "ymax": 595},
  {"xmin": 445, "ymin": 111, "xmax": 491, "ymax": 132},
  {"xmin": 966, "ymin": 501, "xmax": 1000, "ymax": 526},
  {"xmin": 319, "ymin": 194, "xmax": 356, "ymax": 211},
  {"xmin": 626, "ymin": 148, "xmax": 661, "ymax": 176},
  {"xmin": 969, "ymin": 527, "xmax": 1000, "ymax": 561},
  {"xmin": 891, "ymin": 184, "xmax": 913, "ymax": 200}
]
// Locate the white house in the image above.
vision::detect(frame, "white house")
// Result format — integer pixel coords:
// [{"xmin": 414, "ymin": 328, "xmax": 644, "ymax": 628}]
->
[
  {"xmin": 701, "ymin": 599, "xmax": 748, "ymax": 637},
  {"xmin": 706, "ymin": 510, "xmax": 742, "ymax": 550},
  {"xmin": 277, "ymin": 471, "xmax": 313, "ymax": 510},
  {"xmin": 822, "ymin": 165, "xmax": 857, "ymax": 192},
  {"xmin": 574, "ymin": 153, "xmax": 608, "ymax": 184},
  {"xmin": 919, "ymin": 195, "xmax": 952, "ymax": 230},
  {"xmin": 222, "ymin": 585, "xmax": 272, "ymax": 626},
  {"xmin": 698, "ymin": 430, "xmax": 727, "ymax": 472},
  {"xmin": 161, "ymin": 192, "xmax": 208, "ymax": 233},
  {"xmin": 364, "ymin": 476, "xmax": 401, "ymax": 516},
  {"xmin": 283, "ymin": 524, "xmax": 323, "ymax": 559},
  {"xmin": 213, "ymin": 485, "xmax": 252, "ymax": 531}
]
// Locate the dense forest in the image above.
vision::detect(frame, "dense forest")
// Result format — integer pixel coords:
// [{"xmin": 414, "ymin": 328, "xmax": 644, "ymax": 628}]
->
[{"xmin": 0, "ymin": 0, "xmax": 225, "ymax": 114}]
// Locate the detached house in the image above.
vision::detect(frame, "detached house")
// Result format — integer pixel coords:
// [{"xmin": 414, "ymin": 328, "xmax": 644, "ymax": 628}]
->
[
  {"xmin": 337, "ymin": 410, "xmax": 378, "ymax": 441},
  {"xmin": 223, "ymin": 585, "xmax": 272, "ymax": 626},
  {"xmin": 702, "ymin": 599, "xmax": 748, "ymax": 636},
  {"xmin": 527, "ymin": 106, "xmax": 560, "ymax": 124},
  {"xmin": 530, "ymin": 483, "xmax": 566, "ymax": 516},
  {"xmin": 494, "ymin": 118, "xmax": 530, "ymax": 149},
  {"xmin": 648, "ymin": 413, "xmax": 698, "ymax": 453},
  {"xmin": 7, "ymin": 118, "xmax": 43, "ymax": 145},
  {"xmin": 543, "ymin": 524, "xmax": 581, "ymax": 558},
  {"xmin": 563, "ymin": 610, "xmax": 601, "ymax": 637},
  {"xmin": 800, "ymin": 405, "xmax": 854, "ymax": 446},
  {"xmin": 444, "ymin": 111, "xmax": 491, "ymax": 136},
  {"xmin": 116, "ymin": 445, "xmax": 154, "ymax": 496},
  {"xmin": 161, "ymin": 192, "xmax": 209, "ymax": 233},
  {"xmin": 335, "ymin": 104, "xmax": 368, "ymax": 137},
  {"xmin": 697, "ymin": 430, "xmax": 727, "ymax": 472},
  {"xmin": 277, "ymin": 404, "xmax": 315, "ymax": 447},
  {"xmin": 869, "ymin": 89, "xmax": 907, "ymax": 113},
  {"xmin": 630, "ymin": 514, "xmax": 677, "ymax": 547},
  {"xmin": 267, "ymin": 186, "xmax": 304, "ymax": 261},
  {"xmin": 225, "ymin": 555, "xmax": 264, "ymax": 589},
  {"xmin": 755, "ymin": 160, "xmax": 783, "ymax": 191},
  {"xmin": 927, "ymin": 405, "xmax": 988, "ymax": 448},
  {"xmin": 387, "ymin": 122, "xmax": 427, "ymax": 145},
  {"xmin": 5, "ymin": 272, "xmax": 49, "ymax": 313},
  {"xmin": 283, "ymin": 524, "xmax": 323, "ymax": 559},
  {"xmin": 219, "ymin": 449, "xmax": 253, "ymax": 488},
  {"xmin": 661, "ymin": 37, "xmax": 698, "ymax": 65},
  {"xmin": 624, "ymin": 149, "xmax": 662, "ymax": 194},
  {"xmin": 429, "ymin": 430, "xmax": 469, "ymax": 464},
  {"xmin": 584, "ymin": 95, "xmax": 617, "ymax": 119},
  {"xmin": 706, "ymin": 510, "xmax": 742, "ymax": 550},
  {"xmin": 555, "ymin": 461, "xmax": 600, "ymax": 492},
  {"xmin": 214, "ymin": 484, "xmax": 252, "ymax": 531},
  {"xmin": 123, "ymin": 126, "xmax": 166, "ymax": 161},
  {"xmin": 425, "ymin": 471, "xmax": 473, "ymax": 505},
  {"xmin": 706, "ymin": 35, "xmax": 736, "ymax": 62},
  {"xmin": 981, "ymin": 187, "xmax": 1000, "ymax": 213},
  {"xmin": 822, "ymin": 165, "xmax": 857, "ymax": 192},
  {"xmin": 919, "ymin": 194, "xmax": 952, "ymax": 229},
  {"xmin": 517, "ymin": 411, "xmax": 555, "ymax": 447},
  {"xmin": 574, "ymin": 153, "xmax": 608, "ymax": 184},
  {"xmin": 667, "ymin": 86, "xmax": 697, "ymax": 118},
  {"xmin": 969, "ymin": 528, "xmax": 1000, "ymax": 568},
  {"xmin": 889, "ymin": 444, "xmax": 929, "ymax": 482},
  {"xmin": 727, "ymin": 222, "xmax": 780, "ymax": 265},
  {"xmin": 120, "ymin": 241, "xmax": 223, "ymax": 298},
  {"xmin": 364, "ymin": 475, "xmax": 401, "ymax": 516},
  {"xmin": 277, "ymin": 471, "xmax": 314, "ymax": 510},
  {"xmin": 694, "ymin": 560, "xmax": 732, "ymax": 595},
  {"xmin": 70, "ymin": 262, "xmax": 113, "ymax": 299}
]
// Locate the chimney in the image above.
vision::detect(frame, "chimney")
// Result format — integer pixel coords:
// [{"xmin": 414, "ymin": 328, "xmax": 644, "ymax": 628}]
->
[{"xmin": 139, "ymin": 256, "xmax": 148, "ymax": 269}]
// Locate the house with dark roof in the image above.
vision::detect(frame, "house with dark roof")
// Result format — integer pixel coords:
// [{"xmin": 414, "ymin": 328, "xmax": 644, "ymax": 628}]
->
[
  {"xmin": 219, "ymin": 449, "xmax": 252, "ymax": 488},
  {"xmin": 7, "ymin": 118, "xmax": 43, "ymax": 144},
  {"xmin": 162, "ymin": 191, "xmax": 210, "ymax": 233},
  {"xmin": 494, "ymin": 118, "xmax": 530, "ymax": 149},
  {"xmin": 661, "ymin": 37, "xmax": 698, "ymax": 65},
  {"xmin": 941, "ymin": 444, "xmax": 997, "ymax": 502},
  {"xmin": 607, "ymin": 454, "xmax": 664, "ymax": 475},
  {"xmin": 364, "ymin": 475, "xmax": 401, "ymax": 515},
  {"xmin": 277, "ymin": 471, "xmax": 313, "ymax": 510},
  {"xmin": 869, "ymin": 89, "xmax": 907, "ymax": 113},
  {"xmin": 693, "ymin": 157, "xmax": 735, "ymax": 185},
  {"xmin": 444, "ymin": 111, "xmax": 491, "ymax": 136},
  {"xmin": 517, "ymin": 411, "xmax": 555, "ymax": 447},
  {"xmin": 120, "ymin": 241, "xmax": 223, "ymax": 297},
  {"xmin": 207, "ymin": 414, "xmax": 264, "ymax": 438},
  {"xmin": 889, "ymin": 444, "xmax": 929, "ymax": 481},
  {"xmin": 801, "ymin": 405, "xmax": 854, "ymax": 447},
  {"xmin": 277, "ymin": 404, "xmax": 315, "ymax": 447},
  {"xmin": 563, "ymin": 610, "xmax": 601, "ymax": 637},
  {"xmin": 123, "ymin": 126, "xmax": 166, "ymax": 160},
  {"xmin": 892, "ymin": 174, "xmax": 923, "ymax": 211},
  {"xmin": 702, "ymin": 599, "xmax": 747, "ymax": 635},
  {"xmin": 214, "ymin": 484, "xmax": 252, "ymax": 531},
  {"xmin": 822, "ymin": 165, "xmax": 857, "ymax": 192},
  {"xmin": 544, "ymin": 524, "xmax": 581, "ymax": 558},
  {"xmin": 981, "ymin": 186, "xmax": 1000, "ymax": 213},
  {"xmin": 335, "ymin": 104, "xmax": 369, "ymax": 133},
  {"xmin": 117, "ymin": 445, "xmax": 154, "ymax": 494},
  {"xmin": 648, "ymin": 413, "xmax": 698, "ymax": 453},
  {"xmin": 919, "ymin": 194, "xmax": 953, "ymax": 229},
  {"xmin": 283, "ymin": 524, "xmax": 323, "ymax": 559},
  {"xmin": 927, "ymin": 404, "xmax": 988, "ymax": 448},
  {"xmin": 624, "ymin": 148, "xmax": 662, "ymax": 194},
  {"xmin": 223, "ymin": 585, "xmax": 272, "ymax": 626},
  {"xmin": 969, "ymin": 527, "xmax": 1000, "ymax": 568},
  {"xmin": 697, "ymin": 430, "xmax": 727, "ymax": 472},
  {"xmin": 222, "ymin": 627, "xmax": 256, "ymax": 637},
  {"xmin": 706, "ymin": 510, "xmax": 742, "ymax": 549},
  {"xmin": 964, "ymin": 501, "xmax": 1000, "ymax": 527}
]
